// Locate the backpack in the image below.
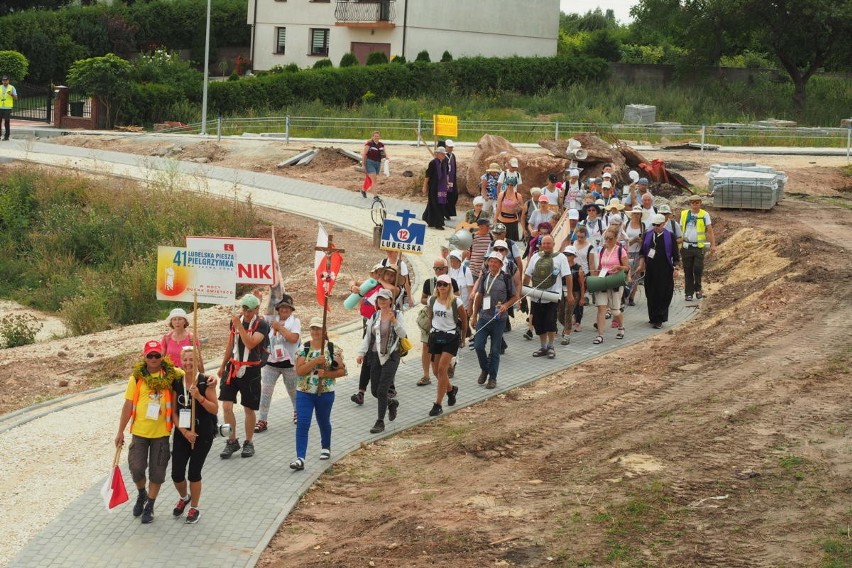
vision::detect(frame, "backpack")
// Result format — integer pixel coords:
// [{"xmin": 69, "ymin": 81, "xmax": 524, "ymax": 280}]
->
[
  {"xmin": 478, "ymin": 271, "xmax": 513, "ymax": 301},
  {"xmin": 427, "ymin": 296, "xmax": 462, "ymax": 330},
  {"xmin": 531, "ymin": 253, "xmax": 557, "ymax": 289},
  {"xmin": 302, "ymin": 340, "xmax": 338, "ymax": 369}
]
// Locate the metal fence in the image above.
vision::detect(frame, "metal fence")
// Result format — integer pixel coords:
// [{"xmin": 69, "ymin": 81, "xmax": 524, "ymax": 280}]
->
[
  {"xmin": 10, "ymin": 83, "xmax": 53, "ymax": 123},
  {"xmin": 160, "ymin": 115, "xmax": 852, "ymax": 152}
]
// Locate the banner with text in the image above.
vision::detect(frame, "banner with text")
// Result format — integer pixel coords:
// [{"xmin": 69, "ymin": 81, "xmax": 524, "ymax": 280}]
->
[
  {"xmin": 156, "ymin": 247, "xmax": 237, "ymax": 304},
  {"xmin": 186, "ymin": 236, "xmax": 275, "ymax": 285}
]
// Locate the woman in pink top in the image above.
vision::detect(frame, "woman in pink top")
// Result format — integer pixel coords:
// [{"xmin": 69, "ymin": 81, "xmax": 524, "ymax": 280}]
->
[
  {"xmin": 591, "ymin": 227, "xmax": 630, "ymax": 345},
  {"xmin": 496, "ymin": 179, "xmax": 522, "ymax": 241},
  {"xmin": 161, "ymin": 308, "xmax": 203, "ymax": 371}
]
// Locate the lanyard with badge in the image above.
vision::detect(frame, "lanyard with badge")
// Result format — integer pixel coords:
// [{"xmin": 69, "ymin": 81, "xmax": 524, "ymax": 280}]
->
[
  {"xmin": 482, "ymin": 272, "xmax": 502, "ymax": 313},
  {"xmin": 177, "ymin": 376, "xmax": 194, "ymax": 429}
]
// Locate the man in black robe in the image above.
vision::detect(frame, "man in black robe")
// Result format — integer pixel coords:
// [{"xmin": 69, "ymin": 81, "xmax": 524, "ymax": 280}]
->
[
  {"xmin": 421, "ymin": 147, "xmax": 448, "ymax": 230},
  {"xmin": 638, "ymin": 213, "xmax": 680, "ymax": 328}
]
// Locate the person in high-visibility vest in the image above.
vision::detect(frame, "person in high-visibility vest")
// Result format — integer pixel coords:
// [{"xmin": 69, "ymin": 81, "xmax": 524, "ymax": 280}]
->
[
  {"xmin": 679, "ymin": 195, "xmax": 717, "ymax": 301},
  {"xmin": 0, "ymin": 75, "xmax": 18, "ymax": 141}
]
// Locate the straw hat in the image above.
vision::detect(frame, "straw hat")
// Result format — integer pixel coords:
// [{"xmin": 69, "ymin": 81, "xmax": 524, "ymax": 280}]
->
[
  {"xmin": 605, "ymin": 198, "xmax": 625, "ymax": 211},
  {"xmin": 486, "ymin": 162, "xmax": 501, "ymax": 173}
]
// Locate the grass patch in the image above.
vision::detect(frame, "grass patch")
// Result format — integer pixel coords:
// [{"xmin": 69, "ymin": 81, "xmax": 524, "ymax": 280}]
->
[
  {"xmin": 820, "ymin": 532, "xmax": 852, "ymax": 568},
  {"xmin": 0, "ymin": 167, "xmax": 259, "ymax": 331}
]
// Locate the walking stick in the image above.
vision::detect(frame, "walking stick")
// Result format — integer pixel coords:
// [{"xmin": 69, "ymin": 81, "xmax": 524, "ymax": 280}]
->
[
  {"xmin": 190, "ymin": 292, "xmax": 198, "ymax": 449},
  {"xmin": 112, "ymin": 443, "xmax": 123, "ymax": 469}
]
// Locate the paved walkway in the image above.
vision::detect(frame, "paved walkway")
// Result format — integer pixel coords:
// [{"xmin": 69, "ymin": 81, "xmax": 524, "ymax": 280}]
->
[{"xmin": 6, "ymin": 138, "xmax": 696, "ymax": 567}]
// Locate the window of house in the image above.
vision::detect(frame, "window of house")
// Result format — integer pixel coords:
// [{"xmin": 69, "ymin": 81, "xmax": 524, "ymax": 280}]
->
[
  {"xmin": 276, "ymin": 27, "xmax": 286, "ymax": 54},
  {"xmin": 310, "ymin": 29, "xmax": 329, "ymax": 56}
]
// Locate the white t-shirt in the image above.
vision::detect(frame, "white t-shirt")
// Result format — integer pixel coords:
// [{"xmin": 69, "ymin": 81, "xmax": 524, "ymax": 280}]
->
[
  {"xmin": 430, "ymin": 297, "xmax": 465, "ymax": 332},
  {"xmin": 541, "ymin": 186, "xmax": 560, "ymax": 206},
  {"xmin": 448, "ymin": 265, "xmax": 474, "ymax": 305},
  {"xmin": 574, "ymin": 242, "xmax": 596, "ymax": 275},
  {"xmin": 381, "ymin": 257, "xmax": 408, "ymax": 277},
  {"xmin": 525, "ymin": 252, "xmax": 571, "ymax": 295},
  {"xmin": 263, "ymin": 314, "xmax": 301, "ymax": 364},
  {"xmin": 497, "ymin": 169, "xmax": 523, "ymax": 188}
]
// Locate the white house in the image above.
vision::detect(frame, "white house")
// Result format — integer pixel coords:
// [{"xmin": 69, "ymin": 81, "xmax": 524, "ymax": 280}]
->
[{"xmin": 247, "ymin": 0, "xmax": 559, "ymax": 70}]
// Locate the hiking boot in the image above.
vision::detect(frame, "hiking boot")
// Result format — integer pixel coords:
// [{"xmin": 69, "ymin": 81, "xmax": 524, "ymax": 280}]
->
[
  {"xmin": 241, "ymin": 440, "xmax": 255, "ymax": 458},
  {"xmin": 388, "ymin": 398, "xmax": 399, "ymax": 422},
  {"xmin": 185, "ymin": 508, "xmax": 200, "ymax": 524},
  {"xmin": 429, "ymin": 403, "xmax": 443, "ymax": 417},
  {"xmin": 133, "ymin": 488, "xmax": 147, "ymax": 517},
  {"xmin": 486, "ymin": 379, "xmax": 497, "ymax": 389},
  {"xmin": 351, "ymin": 391, "xmax": 364, "ymax": 405},
  {"xmin": 220, "ymin": 438, "xmax": 240, "ymax": 459},
  {"xmin": 141, "ymin": 500, "xmax": 155, "ymax": 524},
  {"xmin": 447, "ymin": 385, "xmax": 458, "ymax": 407},
  {"xmin": 370, "ymin": 420, "xmax": 385, "ymax": 434},
  {"xmin": 172, "ymin": 495, "xmax": 190, "ymax": 517},
  {"xmin": 478, "ymin": 370, "xmax": 488, "ymax": 385}
]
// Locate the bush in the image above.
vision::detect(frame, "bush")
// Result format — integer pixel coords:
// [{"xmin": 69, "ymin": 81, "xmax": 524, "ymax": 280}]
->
[
  {"xmin": 0, "ymin": 50, "xmax": 28, "ymax": 82},
  {"xmin": 121, "ymin": 82, "xmax": 185, "ymax": 126},
  {"xmin": 0, "ymin": 314, "xmax": 42, "ymax": 348},
  {"xmin": 60, "ymin": 293, "xmax": 111, "ymax": 336},
  {"xmin": 391, "ymin": 55, "xmax": 405, "ymax": 64},
  {"xmin": 440, "ymin": 50, "xmax": 453, "ymax": 62},
  {"xmin": 415, "ymin": 50, "xmax": 431, "ymax": 62},
  {"xmin": 130, "ymin": 48, "xmax": 202, "ymax": 99},
  {"xmin": 366, "ymin": 51, "xmax": 388, "ymax": 65},
  {"xmin": 313, "ymin": 59, "xmax": 333, "ymax": 69},
  {"xmin": 339, "ymin": 52, "xmax": 359, "ymax": 67},
  {"xmin": 228, "ymin": 71, "xmax": 240, "ymax": 81}
]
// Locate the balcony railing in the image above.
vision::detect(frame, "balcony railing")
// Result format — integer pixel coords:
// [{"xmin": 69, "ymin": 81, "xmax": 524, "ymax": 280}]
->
[{"xmin": 335, "ymin": 1, "xmax": 396, "ymax": 24}]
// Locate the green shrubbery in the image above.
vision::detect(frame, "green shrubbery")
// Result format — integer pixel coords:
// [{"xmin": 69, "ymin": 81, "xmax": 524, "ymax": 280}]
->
[
  {"xmin": 0, "ymin": 314, "xmax": 42, "ymax": 348},
  {"xmin": 0, "ymin": 169, "xmax": 258, "ymax": 332},
  {"xmin": 207, "ymin": 55, "xmax": 608, "ymax": 114}
]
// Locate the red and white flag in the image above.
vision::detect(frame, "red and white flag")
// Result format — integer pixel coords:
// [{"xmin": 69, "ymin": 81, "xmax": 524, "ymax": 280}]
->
[
  {"xmin": 100, "ymin": 465, "xmax": 129, "ymax": 511},
  {"xmin": 362, "ymin": 174, "xmax": 373, "ymax": 191},
  {"xmin": 314, "ymin": 223, "xmax": 344, "ymax": 310},
  {"xmin": 266, "ymin": 226, "xmax": 285, "ymax": 314}
]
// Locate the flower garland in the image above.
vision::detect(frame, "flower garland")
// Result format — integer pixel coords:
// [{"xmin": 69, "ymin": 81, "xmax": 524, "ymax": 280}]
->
[{"xmin": 131, "ymin": 357, "xmax": 181, "ymax": 392}]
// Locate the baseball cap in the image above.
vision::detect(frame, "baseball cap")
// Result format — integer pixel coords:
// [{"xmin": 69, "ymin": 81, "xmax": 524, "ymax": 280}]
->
[
  {"xmin": 564, "ymin": 246, "xmax": 577, "ymax": 256},
  {"xmin": 435, "ymin": 146, "xmax": 447, "ymax": 154},
  {"xmin": 509, "ymin": 157, "xmax": 519, "ymax": 167},
  {"xmin": 476, "ymin": 217, "xmax": 491, "ymax": 225},
  {"xmin": 492, "ymin": 239, "xmax": 508, "ymax": 249},
  {"xmin": 309, "ymin": 316, "xmax": 324, "ymax": 328},
  {"xmin": 143, "ymin": 340, "xmax": 163, "ymax": 355},
  {"xmin": 637, "ymin": 177, "xmax": 650, "ymax": 185},
  {"xmin": 239, "ymin": 294, "xmax": 260, "ymax": 310},
  {"xmin": 538, "ymin": 195, "xmax": 549, "ymax": 202},
  {"xmin": 487, "ymin": 251, "xmax": 504, "ymax": 260},
  {"xmin": 375, "ymin": 289, "xmax": 393, "ymax": 300},
  {"xmin": 490, "ymin": 222, "xmax": 507, "ymax": 234},
  {"xmin": 651, "ymin": 213, "xmax": 666, "ymax": 225},
  {"xmin": 568, "ymin": 209, "xmax": 579, "ymax": 220},
  {"xmin": 436, "ymin": 274, "xmax": 452, "ymax": 284}
]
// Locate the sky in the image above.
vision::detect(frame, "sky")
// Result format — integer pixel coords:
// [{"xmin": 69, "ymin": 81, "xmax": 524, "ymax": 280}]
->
[{"xmin": 560, "ymin": 0, "xmax": 639, "ymax": 23}]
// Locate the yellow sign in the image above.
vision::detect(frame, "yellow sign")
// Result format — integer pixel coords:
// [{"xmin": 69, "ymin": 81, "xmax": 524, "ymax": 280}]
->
[
  {"xmin": 156, "ymin": 246, "xmax": 237, "ymax": 304},
  {"xmin": 433, "ymin": 114, "xmax": 458, "ymax": 138}
]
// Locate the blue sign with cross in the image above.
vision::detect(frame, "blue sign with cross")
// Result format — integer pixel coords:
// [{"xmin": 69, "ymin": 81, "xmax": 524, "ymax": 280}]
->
[{"xmin": 380, "ymin": 209, "xmax": 427, "ymax": 255}]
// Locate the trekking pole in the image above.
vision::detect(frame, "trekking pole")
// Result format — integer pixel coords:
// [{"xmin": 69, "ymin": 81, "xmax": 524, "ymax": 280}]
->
[{"xmin": 470, "ymin": 269, "xmax": 562, "ymax": 340}]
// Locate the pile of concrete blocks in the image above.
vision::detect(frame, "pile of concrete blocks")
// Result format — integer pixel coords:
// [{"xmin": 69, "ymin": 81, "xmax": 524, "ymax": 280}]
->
[
  {"xmin": 707, "ymin": 162, "xmax": 788, "ymax": 210},
  {"xmin": 623, "ymin": 104, "xmax": 656, "ymax": 125}
]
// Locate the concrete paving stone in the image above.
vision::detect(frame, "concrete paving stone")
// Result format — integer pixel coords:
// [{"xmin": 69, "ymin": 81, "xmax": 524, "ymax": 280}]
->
[{"xmin": 8, "ymin": 142, "xmax": 695, "ymax": 567}]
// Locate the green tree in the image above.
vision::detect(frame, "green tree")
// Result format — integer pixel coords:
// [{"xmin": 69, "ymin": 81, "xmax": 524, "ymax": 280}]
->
[
  {"xmin": 66, "ymin": 53, "xmax": 131, "ymax": 128},
  {"xmin": 415, "ymin": 50, "xmax": 430, "ymax": 62},
  {"xmin": 366, "ymin": 51, "xmax": 388, "ymax": 65},
  {"xmin": 0, "ymin": 51, "xmax": 28, "ymax": 81},
  {"xmin": 339, "ymin": 52, "xmax": 359, "ymax": 67}
]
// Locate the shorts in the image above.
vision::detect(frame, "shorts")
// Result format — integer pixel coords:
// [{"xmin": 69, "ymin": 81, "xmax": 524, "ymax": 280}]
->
[
  {"xmin": 128, "ymin": 434, "xmax": 171, "ymax": 485},
  {"xmin": 428, "ymin": 330, "xmax": 460, "ymax": 357},
  {"xmin": 365, "ymin": 158, "xmax": 381, "ymax": 174},
  {"xmin": 592, "ymin": 287, "xmax": 623, "ymax": 310},
  {"xmin": 219, "ymin": 366, "xmax": 261, "ymax": 410},
  {"xmin": 530, "ymin": 300, "xmax": 558, "ymax": 334}
]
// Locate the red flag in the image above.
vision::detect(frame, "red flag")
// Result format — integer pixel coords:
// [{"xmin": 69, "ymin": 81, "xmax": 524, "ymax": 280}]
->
[
  {"xmin": 315, "ymin": 249, "xmax": 344, "ymax": 309},
  {"xmin": 100, "ymin": 466, "xmax": 129, "ymax": 510},
  {"xmin": 362, "ymin": 174, "xmax": 373, "ymax": 191}
]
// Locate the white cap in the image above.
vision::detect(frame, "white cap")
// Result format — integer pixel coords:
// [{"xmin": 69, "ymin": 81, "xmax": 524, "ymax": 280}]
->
[
  {"xmin": 492, "ymin": 239, "xmax": 508, "ymax": 249},
  {"xmin": 602, "ymin": 172, "xmax": 612, "ymax": 178},
  {"xmin": 509, "ymin": 157, "xmax": 519, "ymax": 167},
  {"xmin": 472, "ymin": 196, "xmax": 485, "ymax": 206},
  {"xmin": 449, "ymin": 250, "xmax": 464, "ymax": 261},
  {"xmin": 435, "ymin": 146, "xmax": 447, "ymax": 154},
  {"xmin": 601, "ymin": 181, "xmax": 612, "ymax": 189},
  {"xmin": 564, "ymin": 246, "xmax": 577, "ymax": 255},
  {"xmin": 651, "ymin": 213, "xmax": 666, "ymax": 225},
  {"xmin": 487, "ymin": 251, "xmax": 504, "ymax": 260},
  {"xmin": 444, "ymin": 139, "xmax": 454, "ymax": 147},
  {"xmin": 569, "ymin": 169, "xmax": 580, "ymax": 177},
  {"xmin": 608, "ymin": 215, "xmax": 623, "ymax": 225},
  {"xmin": 568, "ymin": 209, "xmax": 579, "ymax": 220}
]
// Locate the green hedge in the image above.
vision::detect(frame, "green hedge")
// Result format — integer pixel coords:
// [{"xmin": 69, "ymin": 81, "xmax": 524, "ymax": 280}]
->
[
  {"xmin": 208, "ymin": 55, "xmax": 608, "ymax": 114},
  {"xmin": 0, "ymin": 0, "xmax": 248, "ymax": 84}
]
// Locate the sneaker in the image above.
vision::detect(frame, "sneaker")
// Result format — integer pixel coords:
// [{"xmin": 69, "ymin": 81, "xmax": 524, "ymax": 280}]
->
[
  {"xmin": 241, "ymin": 440, "xmax": 255, "ymax": 458},
  {"xmin": 319, "ymin": 449, "xmax": 331, "ymax": 460},
  {"xmin": 351, "ymin": 391, "xmax": 364, "ymax": 405},
  {"xmin": 172, "ymin": 496, "xmax": 191, "ymax": 517},
  {"xmin": 220, "ymin": 438, "xmax": 240, "ymax": 459},
  {"xmin": 370, "ymin": 420, "xmax": 385, "ymax": 434},
  {"xmin": 429, "ymin": 403, "xmax": 443, "ymax": 417},
  {"xmin": 388, "ymin": 398, "xmax": 399, "ymax": 422},
  {"xmin": 532, "ymin": 347, "xmax": 548, "ymax": 357},
  {"xmin": 141, "ymin": 500, "xmax": 155, "ymax": 524},
  {"xmin": 605, "ymin": 310, "xmax": 612, "ymax": 320},
  {"xmin": 685, "ymin": 295, "xmax": 693, "ymax": 301},
  {"xmin": 185, "ymin": 508, "xmax": 200, "ymax": 524},
  {"xmin": 561, "ymin": 334, "xmax": 571, "ymax": 345},
  {"xmin": 447, "ymin": 385, "xmax": 458, "ymax": 407},
  {"xmin": 477, "ymin": 370, "xmax": 487, "ymax": 385},
  {"xmin": 289, "ymin": 458, "xmax": 305, "ymax": 470},
  {"xmin": 254, "ymin": 420, "xmax": 268, "ymax": 433},
  {"xmin": 486, "ymin": 379, "xmax": 496, "ymax": 389},
  {"xmin": 696, "ymin": 291, "xmax": 704, "ymax": 299},
  {"xmin": 360, "ymin": 190, "xmax": 367, "ymax": 198},
  {"xmin": 523, "ymin": 329, "xmax": 533, "ymax": 340},
  {"xmin": 133, "ymin": 489, "xmax": 147, "ymax": 517}
]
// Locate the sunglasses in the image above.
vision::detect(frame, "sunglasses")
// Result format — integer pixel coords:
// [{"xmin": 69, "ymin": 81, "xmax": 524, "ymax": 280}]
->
[
  {"xmin": 432, "ymin": 266, "xmax": 445, "ymax": 271},
  {"xmin": 493, "ymin": 247, "xmax": 507, "ymax": 252},
  {"xmin": 146, "ymin": 353, "xmax": 162, "ymax": 359},
  {"xmin": 436, "ymin": 282, "xmax": 450, "ymax": 287}
]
